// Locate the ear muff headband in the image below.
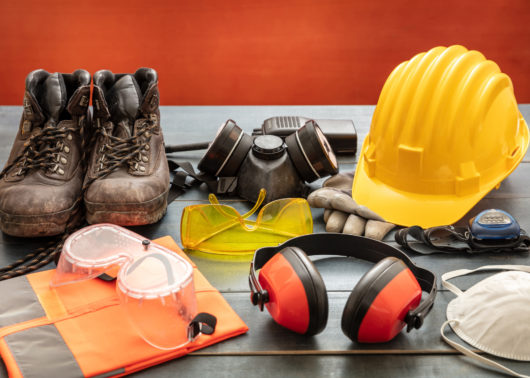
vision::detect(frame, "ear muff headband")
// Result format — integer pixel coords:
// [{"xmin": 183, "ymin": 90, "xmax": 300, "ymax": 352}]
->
[{"xmin": 249, "ymin": 233, "xmax": 437, "ymax": 332}]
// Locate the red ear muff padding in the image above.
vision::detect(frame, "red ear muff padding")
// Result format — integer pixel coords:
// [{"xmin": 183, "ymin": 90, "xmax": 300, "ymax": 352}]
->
[
  {"xmin": 258, "ymin": 247, "xmax": 328, "ymax": 335},
  {"xmin": 341, "ymin": 257, "xmax": 422, "ymax": 343}
]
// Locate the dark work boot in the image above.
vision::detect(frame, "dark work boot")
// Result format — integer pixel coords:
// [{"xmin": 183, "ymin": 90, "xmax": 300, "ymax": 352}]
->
[
  {"xmin": 0, "ymin": 69, "xmax": 91, "ymax": 237},
  {"xmin": 84, "ymin": 68, "xmax": 169, "ymax": 225}
]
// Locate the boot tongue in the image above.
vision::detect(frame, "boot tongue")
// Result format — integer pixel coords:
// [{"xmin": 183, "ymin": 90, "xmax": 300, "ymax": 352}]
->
[
  {"xmin": 107, "ymin": 75, "xmax": 142, "ymax": 133},
  {"xmin": 39, "ymin": 73, "xmax": 67, "ymax": 123}
]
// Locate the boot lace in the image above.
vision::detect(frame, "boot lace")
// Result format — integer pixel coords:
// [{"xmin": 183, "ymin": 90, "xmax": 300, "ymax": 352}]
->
[
  {"xmin": 96, "ymin": 118, "xmax": 156, "ymax": 173},
  {"xmin": 0, "ymin": 122, "xmax": 76, "ymax": 178},
  {"xmin": 0, "ymin": 115, "xmax": 158, "ymax": 281}
]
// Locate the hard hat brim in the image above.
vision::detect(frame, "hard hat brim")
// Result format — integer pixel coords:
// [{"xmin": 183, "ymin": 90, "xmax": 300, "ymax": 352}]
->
[{"xmin": 352, "ymin": 114, "xmax": 529, "ymax": 228}]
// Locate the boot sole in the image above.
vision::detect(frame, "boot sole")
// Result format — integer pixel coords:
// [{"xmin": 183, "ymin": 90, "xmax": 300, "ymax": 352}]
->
[
  {"xmin": 84, "ymin": 189, "xmax": 169, "ymax": 226},
  {"xmin": 0, "ymin": 203, "xmax": 83, "ymax": 238}
]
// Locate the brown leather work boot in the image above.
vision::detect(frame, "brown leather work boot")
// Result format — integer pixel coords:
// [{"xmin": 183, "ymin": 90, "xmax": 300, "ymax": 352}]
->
[
  {"xmin": 84, "ymin": 68, "xmax": 169, "ymax": 225},
  {"xmin": 0, "ymin": 69, "xmax": 91, "ymax": 237}
]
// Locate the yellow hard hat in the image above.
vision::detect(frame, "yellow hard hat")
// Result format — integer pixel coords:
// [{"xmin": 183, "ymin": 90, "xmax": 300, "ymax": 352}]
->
[{"xmin": 352, "ymin": 45, "xmax": 529, "ymax": 228}]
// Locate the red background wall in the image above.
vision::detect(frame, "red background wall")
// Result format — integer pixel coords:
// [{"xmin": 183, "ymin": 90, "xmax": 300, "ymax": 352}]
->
[{"xmin": 1, "ymin": 0, "xmax": 529, "ymax": 105}]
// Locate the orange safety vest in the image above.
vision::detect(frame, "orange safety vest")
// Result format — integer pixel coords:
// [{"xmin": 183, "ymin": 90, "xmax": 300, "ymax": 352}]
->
[{"xmin": 0, "ymin": 236, "xmax": 248, "ymax": 377}]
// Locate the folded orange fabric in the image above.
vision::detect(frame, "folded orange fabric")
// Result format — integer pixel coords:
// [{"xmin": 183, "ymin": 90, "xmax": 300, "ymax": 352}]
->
[{"xmin": 0, "ymin": 236, "xmax": 248, "ymax": 377}]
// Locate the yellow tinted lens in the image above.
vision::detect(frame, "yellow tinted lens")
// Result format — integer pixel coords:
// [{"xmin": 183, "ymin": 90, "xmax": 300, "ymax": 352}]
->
[{"xmin": 181, "ymin": 199, "xmax": 312, "ymax": 255}]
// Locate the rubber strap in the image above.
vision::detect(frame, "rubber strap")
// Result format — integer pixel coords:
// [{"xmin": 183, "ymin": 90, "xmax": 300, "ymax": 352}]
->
[
  {"xmin": 441, "ymin": 320, "xmax": 529, "ymax": 378},
  {"xmin": 167, "ymin": 160, "xmax": 219, "ymax": 202},
  {"xmin": 166, "ymin": 157, "xmax": 310, "ymax": 202},
  {"xmin": 188, "ymin": 312, "xmax": 217, "ymax": 340},
  {"xmin": 395, "ymin": 226, "xmax": 530, "ymax": 255},
  {"xmin": 441, "ymin": 264, "xmax": 530, "ymax": 296},
  {"xmin": 125, "ymin": 253, "xmax": 175, "ymax": 285},
  {"xmin": 442, "ymin": 265, "xmax": 530, "ymax": 376}
]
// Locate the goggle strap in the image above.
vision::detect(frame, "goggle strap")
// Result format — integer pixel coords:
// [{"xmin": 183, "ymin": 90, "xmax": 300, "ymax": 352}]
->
[
  {"xmin": 188, "ymin": 312, "xmax": 218, "ymax": 341},
  {"xmin": 125, "ymin": 253, "xmax": 175, "ymax": 285}
]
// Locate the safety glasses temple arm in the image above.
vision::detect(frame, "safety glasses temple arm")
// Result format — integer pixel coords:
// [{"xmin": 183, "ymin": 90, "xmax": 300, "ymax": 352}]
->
[
  {"xmin": 205, "ymin": 189, "xmax": 266, "ymax": 229},
  {"xmin": 240, "ymin": 189, "xmax": 266, "ymax": 218},
  {"xmin": 207, "ymin": 194, "xmax": 245, "ymax": 223}
]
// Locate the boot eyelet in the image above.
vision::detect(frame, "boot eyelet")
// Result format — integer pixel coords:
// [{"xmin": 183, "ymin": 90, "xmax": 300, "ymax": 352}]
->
[
  {"xmin": 67, "ymin": 134, "xmax": 73, "ymax": 141},
  {"xmin": 60, "ymin": 157, "xmax": 67, "ymax": 164},
  {"xmin": 139, "ymin": 165, "xmax": 146, "ymax": 172},
  {"xmin": 144, "ymin": 145, "xmax": 150, "ymax": 151},
  {"xmin": 57, "ymin": 167, "xmax": 65, "ymax": 175},
  {"xmin": 22, "ymin": 120, "xmax": 32, "ymax": 134},
  {"xmin": 63, "ymin": 146, "xmax": 70, "ymax": 153},
  {"xmin": 141, "ymin": 156, "xmax": 149, "ymax": 162}
]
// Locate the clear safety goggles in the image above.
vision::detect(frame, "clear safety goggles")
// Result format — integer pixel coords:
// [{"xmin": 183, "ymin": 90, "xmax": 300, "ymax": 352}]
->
[
  {"xmin": 180, "ymin": 189, "xmax": 313, "ymax": 255},
  {"xmin": 52, "ymin": 224, "xmax": 213, "ymax": 350}
]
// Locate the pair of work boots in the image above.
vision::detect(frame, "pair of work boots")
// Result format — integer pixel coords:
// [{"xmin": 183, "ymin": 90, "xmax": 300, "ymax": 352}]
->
[{"xmin": 0, "ymin": 68, "xmax": 169, "ymax": 237}]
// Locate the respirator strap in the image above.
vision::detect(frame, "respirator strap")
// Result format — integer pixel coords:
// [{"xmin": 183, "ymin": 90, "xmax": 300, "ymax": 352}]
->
[
  {"xmin": 441, "ymin": 320, "xmax": 529, "ymax": 378},
  {"xmin": 395, "ymin": 226, "xmax": 530, "ymax": 254},
  {"xmin": 440, "ymin": 264, "xmax": 530, "ymax": 378},
  {"xmin": 441, "ymin": 264, "xmax": 530, "ymax": 296},
  {"xmin": 167, "ymin": 159, "xmax": 310, "ymax": 202},
  {"xmin": 167, "ymin": 160, "xmax": 221, "ymax": 202}
]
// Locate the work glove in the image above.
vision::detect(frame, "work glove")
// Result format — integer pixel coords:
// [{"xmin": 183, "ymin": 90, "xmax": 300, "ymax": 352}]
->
[{"xmin": 307, "ymin": 172, "xmax": 395, "ymax": 241}]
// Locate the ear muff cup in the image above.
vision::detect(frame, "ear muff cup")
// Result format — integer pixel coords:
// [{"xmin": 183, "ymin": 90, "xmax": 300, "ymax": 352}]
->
[
  {"xmin": 258, "ymin": 247, "xmax": 328, "ymax": 336},
  {"xmin": 281, "ymin": 247, "xmax": 329, "ymax": 335},
  {"xmin": 341, "ymin": 257, "xmax": 422, "ymax": 343}
]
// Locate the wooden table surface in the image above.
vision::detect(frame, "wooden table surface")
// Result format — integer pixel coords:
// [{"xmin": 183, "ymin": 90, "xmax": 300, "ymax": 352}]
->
[{"xmin": 0, "ymin": 105, "xmax": 529, "ymax": 377}]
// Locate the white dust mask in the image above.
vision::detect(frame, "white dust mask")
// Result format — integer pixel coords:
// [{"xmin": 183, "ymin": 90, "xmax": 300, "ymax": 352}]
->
[{"xmin": 441, "ymin": 265, "xmax": 530, "ymax": 377}]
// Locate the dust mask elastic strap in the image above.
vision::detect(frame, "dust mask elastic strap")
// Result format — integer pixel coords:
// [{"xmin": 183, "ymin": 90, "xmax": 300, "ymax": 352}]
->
[{"xmin": 441, "ymin": 265, "xmax": 530, "ymax": 378}]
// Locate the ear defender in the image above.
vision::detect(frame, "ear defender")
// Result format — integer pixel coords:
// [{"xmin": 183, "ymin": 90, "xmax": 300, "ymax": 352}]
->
[
  {"xmin": 250, "ymin": 234, "xmax": 436, "ymax": 343},
  {"xmin": 341, "ymin": 257, "xmax": 422, "ymax": 343},
  {"xmin": 257, "ymin": 247, "xmax": 328, "ymax": 336}
]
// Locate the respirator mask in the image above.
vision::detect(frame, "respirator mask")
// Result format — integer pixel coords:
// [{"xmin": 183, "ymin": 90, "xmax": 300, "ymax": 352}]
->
[
  {"xmin": 442, "ymin": 265, "xmax": 530, "ymax": 377},
  {"xmin": 197, "ymin": 119, "xmax": 339, "ymax": 203}
]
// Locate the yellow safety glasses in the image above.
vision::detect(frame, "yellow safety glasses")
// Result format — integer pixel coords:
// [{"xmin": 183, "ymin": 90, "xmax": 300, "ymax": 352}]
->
[{"xmin": 181, "ymin": 189, "xmax": 313, "ymax": 255}]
